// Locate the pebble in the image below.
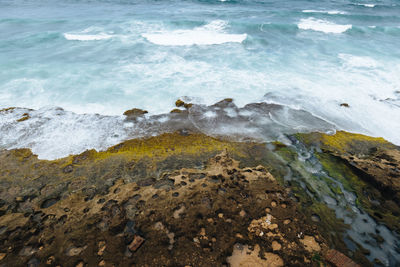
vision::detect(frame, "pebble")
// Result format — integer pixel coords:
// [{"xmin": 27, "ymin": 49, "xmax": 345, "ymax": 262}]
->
[
  {"xmin": 46, "ymin": 256, "xmax": 55, "ymax": 265},
  {"xmin": 128, "ymin": 235, "xmax": 145, "ymax": 252},
  {"xmin": 235, "ymin": 233, "xmax": 244, "ymax": 239},
  {"xmin": 97, "ymin": 241, "xmax": 106, "ymax": 256}
]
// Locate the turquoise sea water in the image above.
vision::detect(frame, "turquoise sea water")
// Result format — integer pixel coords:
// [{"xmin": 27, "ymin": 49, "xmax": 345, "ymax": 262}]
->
[{"xmin": 1, "ymin": 0, "xmax": 400, "ymax": 148}]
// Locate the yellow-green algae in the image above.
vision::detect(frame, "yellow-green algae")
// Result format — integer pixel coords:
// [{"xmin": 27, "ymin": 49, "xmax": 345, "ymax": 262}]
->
[
  {"xmin": 297, "ymin": 131, "xmax": 400, "ymax": 234},
  {"xmin": 71, "ymin": 132, "xmax": 247, "ymax": 162},
  {"xmin": 297, "ymin": 130, "xmax": 395, "ymax": 155}
]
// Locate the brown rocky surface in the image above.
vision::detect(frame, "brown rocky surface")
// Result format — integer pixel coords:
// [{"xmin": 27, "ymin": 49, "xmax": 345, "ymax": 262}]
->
[
  {"xmin": 2, "ymin": 130, "xmax": 394, "ymax": 266},
  {"xmin": 0, "ymin": 147, "xmax": 331, "ymax": 266}
]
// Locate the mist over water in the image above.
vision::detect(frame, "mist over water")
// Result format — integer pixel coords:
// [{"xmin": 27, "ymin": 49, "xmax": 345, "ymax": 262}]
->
[{"xmin": 1, "ymin": 0, "xmax": 400, "ymax": 151}]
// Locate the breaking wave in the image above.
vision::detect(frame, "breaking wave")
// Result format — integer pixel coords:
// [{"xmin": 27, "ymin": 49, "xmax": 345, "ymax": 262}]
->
[{"xmin": 298, "ymin": 17, "xmax": 352, "ymax": 33}]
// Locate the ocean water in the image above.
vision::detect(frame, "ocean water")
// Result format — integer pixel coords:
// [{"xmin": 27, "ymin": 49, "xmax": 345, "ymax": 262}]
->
[{"xmin": 1, "ymin": 0, "xmax": 400, "ymax": 156}]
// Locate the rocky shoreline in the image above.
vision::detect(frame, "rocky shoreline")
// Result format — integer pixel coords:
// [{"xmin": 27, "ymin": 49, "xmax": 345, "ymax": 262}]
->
[{"xmin": 0, "ymin": 128, "xmax": 399, "ymax": 266}]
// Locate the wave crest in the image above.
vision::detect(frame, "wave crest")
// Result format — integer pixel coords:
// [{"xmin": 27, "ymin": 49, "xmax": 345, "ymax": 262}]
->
[
  {"xmin": 142, "ymin": 20, "xmax": 247, "ymax": 46},
  {"xmin": 302, "ymin": 10, "xmax": 347, "ymax": 15},
  {"xmin": 298, "ymin": 18, "xmax": 352, "ymax": 33},
  {"xmin": 63, "ymin": 33, "xmax": 113, "ymax": 41}
]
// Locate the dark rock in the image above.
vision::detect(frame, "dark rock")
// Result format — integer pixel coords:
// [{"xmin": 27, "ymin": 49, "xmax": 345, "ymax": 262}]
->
[
  {"xmin": 175, "ymin": 99, "xmax": 185, "ymax": 107},
  {"xmin": 123, "ymin": 108, "xmax": 148, "ymax": 116}
]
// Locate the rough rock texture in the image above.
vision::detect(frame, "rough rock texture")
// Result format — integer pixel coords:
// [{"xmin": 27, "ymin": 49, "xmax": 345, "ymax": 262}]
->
[
  {"xmin": 298, "ymin": 131, "xmax": 400, "ymax": 233},
  {"xmin": 2, "ymin": 130, "xmax": 392, "ymax": 266},
  {"xmin": 0, "ymin": 149, "xmax": 329, "ymax": 266},
  {"xmin": 325, "ymin": 249, "xmax": 361, "ymax": 267}
]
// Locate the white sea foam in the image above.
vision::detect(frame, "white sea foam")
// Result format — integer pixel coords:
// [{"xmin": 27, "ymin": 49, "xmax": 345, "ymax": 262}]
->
[
  {"xmin": 302, "ymin": 10, "xmax": 347, "ymax": 15},
  {"xmin": 354, "ymin": 3, "xmax": 375, "ymax": 7},
  {"xmin": 0, "ymin": 107, "xmax": 128, "ymax": 159},
  {"xmin": 142, "ymin": 20, "xmax": 247, "ymax": 46},
  {"xmin": 64, "ymin": 33, "xmax": 113, "ymax": 41},
  {"xmin": 338, "ymin": 54, "xmax": 379, "ymax": 68},
  {"xmin": 298, "ymin": 18, "xmax": 352, "ymax": 33}
]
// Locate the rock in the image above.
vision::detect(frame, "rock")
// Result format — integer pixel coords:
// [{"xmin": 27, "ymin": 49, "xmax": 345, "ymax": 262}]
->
[
  {"xmin": 97, "ymin": 241, "xmax": 106, "ymax": 256},
  {"xmin": 311, "ymin": 214, "xmax": 321, "ymax": 222},
  {"xmin": 46, "ymin": 256, "xmax": 55, "ymax": 265},
  {"xmin": 325, "ymin": 249, "xmax": 360, "ymax": 267},
  {"xmin": 183, "ymin": 103, "xmax": 193, "ymax": 109},
  {"xmin": 17, "ymin": 113, "xmax": 30, "ymax": 122},
  {"xmin": 128, "ymin": 235, "xmax": 145, "ymax": 252},
  {"xmin": 41, "ymin": 198, "xmax": 59, "ymax": 209},
  {"xmin": 272, "ymin": 241, "xmax": 281, "ymax": 251},
  {"xmin": 27, "ymin": 257, "xmax": 40, "ymax": 267},
  {"xmin": 299, "ymin": 236, "xmax": 321, "ymax": 252},
  {"xmin": 63, "ymin": 164, "xmax": 73, "ymax": 173},
  {"xmin": 123, "ymin": 108, "xmax": 148, "ymax": 116},
  {"xmin": 19, "ymin": 246, "xmax": 38, "ymax": 256},
  {"xmin": 170, "ymin": 108, "xmax": 183, "ymax": 113},
  {"xmin": 340, "ymin": 103, "xmax": 350, "ymax": 108},
  {"xmin": 227, "ymin": 244, "xmax": 283, "ymax": 267},
  {"xmin": 175, "ymin": 99, "xmax": 185, "ymax": 107},
  {"xmin": 298, "ymin": 131, "xmax": 400, "ymax": 233},
  {"xmin": 173, "ymin": 205, "xmax": 185, "ymax": 219},
  {"xmin": 66, "ymin": 246, "xmax": 87, "ymax": 256},
  {"xmin": 0, "ymin": 134, "xmax": 337, "ymax": 266}
]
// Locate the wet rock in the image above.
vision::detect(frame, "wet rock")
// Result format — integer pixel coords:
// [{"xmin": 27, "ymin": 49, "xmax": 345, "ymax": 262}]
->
[
  {"xmin": 170, "ymin": 108, "xmax": 184, "ymax": 113},
  {"xmin": 175, "ymin": 99, "xmax": 185, "ymax": 107},
  {"xmin": 298, "ymin": 131, "xmax": 400, "ymax": 233},
  {"xmin": 123, "ymin": 108, "xmax": 148, "ymax": 117},
  {"xmin": 17, "ymin": 113, "xmax": 30, "ymax": 122}
]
